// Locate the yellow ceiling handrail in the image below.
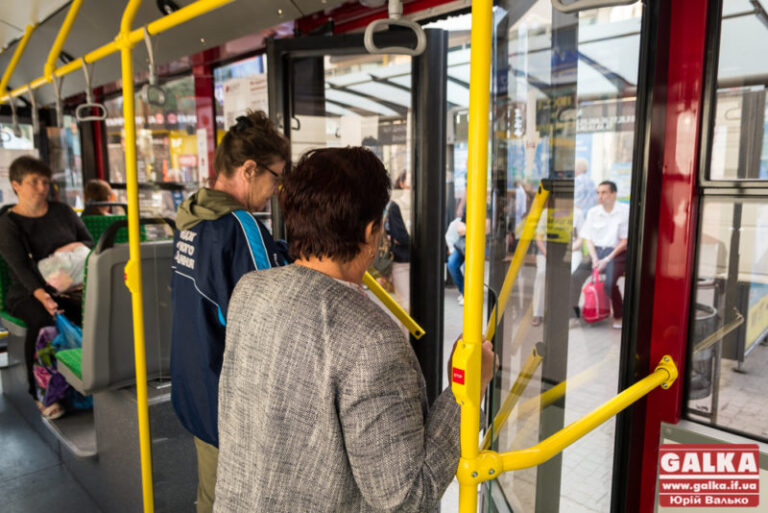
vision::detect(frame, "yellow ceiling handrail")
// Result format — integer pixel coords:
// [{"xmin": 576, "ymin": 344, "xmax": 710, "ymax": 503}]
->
[
  {"xmin": 44, "ymin": 0, "xmax": 84, "ymax": 81},
  {"xmin": 0, "ymin": 0, "xmax": 236, "ymax": 104},
  {"xmin": 0, "ymin": 24, "xmax": 36, "ymax": 98}
]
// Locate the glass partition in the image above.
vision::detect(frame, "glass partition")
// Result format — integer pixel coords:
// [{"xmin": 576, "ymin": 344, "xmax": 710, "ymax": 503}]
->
[
  {"xmin": 687, "ymin": 198, "xmax": 768, "ymax": 441},
  {"xmin": 428, "ymin": 2, "xmax": 645, "ymax": 511}
]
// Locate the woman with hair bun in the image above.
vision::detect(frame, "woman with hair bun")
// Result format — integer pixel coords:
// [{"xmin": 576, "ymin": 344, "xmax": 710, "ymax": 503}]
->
[{"xmin": 169, "ymin": 110, "xmax": 290, "ymax": 513}]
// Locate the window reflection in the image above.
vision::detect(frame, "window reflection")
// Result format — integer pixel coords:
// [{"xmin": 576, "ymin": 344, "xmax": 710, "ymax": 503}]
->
[
  {"xmin": 708, "ymin": 1, "xmax": 768, "ymax": 180},
  {"xmin": 104, "ymin": 76, "xmax": 201, "ymax": 218},
  {"xmin": 688, "ymin": 199, "xmax": 768, "ymax": 440},
  {"xmin": 426, "ymin": 1, "xmax": 645, "ymax": 511}
]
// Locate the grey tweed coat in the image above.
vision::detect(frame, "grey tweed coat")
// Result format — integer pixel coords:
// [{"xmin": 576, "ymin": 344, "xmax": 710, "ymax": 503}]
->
[{"xmin": 213, "ymin": 264, "xmax": 461, "ymax": 512}]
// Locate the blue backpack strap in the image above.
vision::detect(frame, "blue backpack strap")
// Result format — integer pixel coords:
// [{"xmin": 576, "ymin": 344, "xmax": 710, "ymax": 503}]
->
[{"xmin": 231, "ymin": 210, "xmax": 272, "ymax": 271}]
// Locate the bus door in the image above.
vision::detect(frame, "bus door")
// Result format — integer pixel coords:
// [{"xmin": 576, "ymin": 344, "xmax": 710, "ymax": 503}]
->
[
  {"xmin": 266, "ymin": 30, "xmax": 449, "ymax": 402},
  {"xmin": 462, "ymin": 1, "xmax": 652, "ymax": 511}
]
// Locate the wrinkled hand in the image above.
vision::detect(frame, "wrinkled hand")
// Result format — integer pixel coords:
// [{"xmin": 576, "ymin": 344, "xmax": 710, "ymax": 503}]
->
[
  {"xmin": 33, "ymin": 288, "xmax": 60, "ymax": 317},
  {"xmin": 480, "ymin": 341, "xmax": 498, "ymax": 396},
  {"xmin": 446, "ymin": 335, "xmax": 499, "ymax": 396}
]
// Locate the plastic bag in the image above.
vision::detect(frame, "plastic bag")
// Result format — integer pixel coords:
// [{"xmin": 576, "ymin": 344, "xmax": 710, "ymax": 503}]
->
[
  {"xmin": 37, "ymin": 244, "xmax": 90, "ymax": 292},
  {"xmin": 52, "ymin": 313, "xmax": 83, "ymax": 351},
  {"xmin": 581, "ymin": 268, "xmax": 610, "ymax": 323},
  {"xmin": 33, "ymin": 326, "xmax": 71, "ymax": 407}
]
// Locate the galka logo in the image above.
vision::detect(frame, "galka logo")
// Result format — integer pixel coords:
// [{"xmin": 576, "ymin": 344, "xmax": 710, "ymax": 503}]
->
[{"xmin": 658, "ymin": 444, "xmax": 760, "ymax": 507}]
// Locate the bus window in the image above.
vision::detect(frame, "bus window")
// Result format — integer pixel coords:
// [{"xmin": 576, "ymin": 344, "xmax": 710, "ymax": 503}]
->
[
  {"xmin": 708, "ymin": 1, "xmax": 768, "ymax": 181},
  {"xmin": 104, "ymin": 75, "xmax": 201, "ymax": 218},
  {"xmin": 688, "ymin": 198, "xmax": 768, "ymax": 440},
  {"xmin": 214, "ymin": 54, "xmax": 266, "ymax": 142}
]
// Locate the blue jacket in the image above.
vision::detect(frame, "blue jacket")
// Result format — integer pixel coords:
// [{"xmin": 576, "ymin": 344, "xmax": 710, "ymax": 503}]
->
[{"xmin": 170, "ymin": 190, "xmax": 287, "ymax": 446}]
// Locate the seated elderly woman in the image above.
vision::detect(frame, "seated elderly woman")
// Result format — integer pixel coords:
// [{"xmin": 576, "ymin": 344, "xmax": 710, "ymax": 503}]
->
[
  {"xmin": 0, "ymin": 156, "xmax": 93, "ymax": 419},
  {"xmin": 214, "ymin": 147, "xmax": 495, "ymax": 512}
]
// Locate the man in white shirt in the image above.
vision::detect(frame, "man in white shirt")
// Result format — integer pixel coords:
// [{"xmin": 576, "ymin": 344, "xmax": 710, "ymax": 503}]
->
[{"xmin": 570, "ymin": 180, "xmax": 628, "ymax": 328}]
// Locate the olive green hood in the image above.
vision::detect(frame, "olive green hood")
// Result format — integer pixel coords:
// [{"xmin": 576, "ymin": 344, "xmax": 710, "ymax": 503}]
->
[{"xmin": 175, "ymin": 188, "xmax": 244, "ymax": 231}]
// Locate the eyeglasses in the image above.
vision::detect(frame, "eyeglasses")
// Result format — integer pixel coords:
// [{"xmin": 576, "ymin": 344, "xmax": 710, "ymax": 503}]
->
[{"xmin": 258, "ymin": 163, "xmax": 284, "ymax": 184}]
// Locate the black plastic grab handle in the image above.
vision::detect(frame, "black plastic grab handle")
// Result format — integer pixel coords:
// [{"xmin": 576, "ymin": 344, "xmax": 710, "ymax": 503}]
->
[{"xmin": 94, "ymin": 217, "xmax": 176, "ymax": 253}]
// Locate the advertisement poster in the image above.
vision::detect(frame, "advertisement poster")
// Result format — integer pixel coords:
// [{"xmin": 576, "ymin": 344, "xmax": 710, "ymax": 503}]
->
[{"xmin": 222, "ymin": 74, "xmax": 269, "ymax": 129}]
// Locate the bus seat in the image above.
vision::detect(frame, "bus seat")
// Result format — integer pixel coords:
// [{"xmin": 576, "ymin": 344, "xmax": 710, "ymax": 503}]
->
[
  {"xmin": 57, "ymin": 219, "xmax": 174, "ymax": 396},
  {"xmin": 82, "ymin": 215, "xmax": 147, "ymax": 245}
]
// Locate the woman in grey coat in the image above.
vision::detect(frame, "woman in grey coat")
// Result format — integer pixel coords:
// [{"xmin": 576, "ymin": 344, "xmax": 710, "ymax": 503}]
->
[{"xmin": 214, "ymin": 147, "xmax": 495, "ymax": 512}]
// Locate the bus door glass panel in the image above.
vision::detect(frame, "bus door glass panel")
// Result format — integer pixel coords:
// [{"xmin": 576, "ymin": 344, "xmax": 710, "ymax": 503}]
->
[
  {"xmin": 687, "ymin": 198, "xmax": 768, "ymax": 440},
  {"xmin": 104, "ymin": 75, "xmax": 201, "ymax": 220},
  {"xmin": 276, "ymin": 44, "xmax": 415, "ymax": 317},
  {"xmin": 686, "ymin": 0, "xmax": 768, "ymax": 442},
  {"xmin": 426, "ymin": 2, "xmax": 646, "ymax": 511}
]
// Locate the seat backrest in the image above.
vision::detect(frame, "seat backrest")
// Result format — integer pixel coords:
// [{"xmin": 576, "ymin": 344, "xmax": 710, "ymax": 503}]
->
[
  {"xmin": 79, "ymin": 239, "xmax": 173, "ymax": 393},
  {"xmin": 83, "ymin": 215, "xmax": 130, "ymax": 245}
]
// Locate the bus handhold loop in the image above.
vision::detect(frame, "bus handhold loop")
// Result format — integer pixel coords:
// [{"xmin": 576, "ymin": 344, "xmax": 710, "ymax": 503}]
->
[
  {"xmin": 363, "ymin": 0, "xmax": 426, "ymax": 56},
  {"xmin": 27, "ymin": 88, "xmax": 40, "ymax": 135},
  {"xmin": 52, "ymin": 75, "xmax": 65, "ymax": 128},
  {"xmin": 75, "ymin": 59, "xmax": 108, "ymax": 123},
  {"xmin": 9, "ymin": 97, "xmax": 22, "ymax": 138},
  {"xmin": 141, "ymin": 28, "xmax": 167, "ymax": 107},
  {"xmin": 551, "ymin": 0, "xmax": 636, "ymax": 14}
]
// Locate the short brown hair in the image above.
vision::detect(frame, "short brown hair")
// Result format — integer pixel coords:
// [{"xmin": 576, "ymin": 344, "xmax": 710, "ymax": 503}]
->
[
  {"xmin": 9, "ymin": 155, "xmax": 52, "ymax": 184},
  {"xmin": 280, "ymin": 147, "xmax": 391, "ymax": 263},
  {"xmin": 213, "ymin": 110, "xmax": 289, "ymax": 182},
  {"xmin": 84, "ymin": 179, "xmax": 112, "ymax": 202}
]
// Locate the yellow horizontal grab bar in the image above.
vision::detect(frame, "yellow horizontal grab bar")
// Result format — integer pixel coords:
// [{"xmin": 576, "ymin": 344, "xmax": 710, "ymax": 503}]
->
[
  {"xmin": 0, "ymin": 0, "xmax": 236, "ymax": 104},
  {"xmin": 457, "ymin": 355, "xmax": 678, "ymax": 485},
  {"xmin": 362, "ymin": 272, "xmax": 425, "ymax": 339},
  {"xmin": 0, "ymin": 25, "xmax": 35, "ymax": 97},
  {"xmin": 45, "ymin": 0, "xmax": 83, "ymax": 80}
]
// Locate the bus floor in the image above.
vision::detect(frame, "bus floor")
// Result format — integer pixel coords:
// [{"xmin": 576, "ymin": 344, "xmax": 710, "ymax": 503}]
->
[{"xmin": 0, "ymin": 380, "xmax": 103, "ymax": 513}]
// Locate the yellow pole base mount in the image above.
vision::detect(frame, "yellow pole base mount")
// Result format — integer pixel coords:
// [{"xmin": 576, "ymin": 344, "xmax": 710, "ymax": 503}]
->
[
  {"xmin": 456, "ymin": 450, "xmax": 503, "ymax": 486},
  {"xmin": 656, "ymin": 354, "xmax": 678, "ymax": 389}
]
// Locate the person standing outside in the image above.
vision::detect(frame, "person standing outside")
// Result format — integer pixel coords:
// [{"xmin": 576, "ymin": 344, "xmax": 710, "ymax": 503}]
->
[
  {"xmin": 170, "ymin": 111, "xmax": 290, "ymax": 513},
  {"xmin": 569, "ymin": 180, "xmax": 628, "ymax": 329},
  {"xmin": 388, "ymin": 172, "xmax": 411, "ymax": 313}
]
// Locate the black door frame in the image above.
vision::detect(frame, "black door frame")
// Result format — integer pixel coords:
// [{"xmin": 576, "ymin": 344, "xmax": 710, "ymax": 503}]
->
[{"xmin": 266, "ymin": 30, "xmax": 449, "ymax": 404}]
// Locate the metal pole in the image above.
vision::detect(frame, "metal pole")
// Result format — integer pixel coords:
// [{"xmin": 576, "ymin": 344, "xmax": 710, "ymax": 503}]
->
[{"xmin": 118, "ymin": 1, "xmax": 154, "ymax": 511}]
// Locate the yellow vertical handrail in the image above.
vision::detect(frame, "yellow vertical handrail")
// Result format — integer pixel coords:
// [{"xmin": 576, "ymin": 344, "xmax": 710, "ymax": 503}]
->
[
  {"xmin": 44, "ymin": 0, "xmax": 83, "ymax": 81},
  {"xmin": 451, "ymin": 0, "xmax": 492, "ymax": 510},
  {"xmin": 118, "ymin": 1, "xmax": 154, "ymax": 512},
  {"xmin": 0, "ymin": 24, "xmax": 35, "ymax": 97}
]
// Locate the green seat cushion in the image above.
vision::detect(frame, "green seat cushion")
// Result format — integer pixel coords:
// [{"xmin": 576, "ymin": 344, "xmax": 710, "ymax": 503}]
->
[
  {"xmin": 1, "ymin": 310, "xmax": 26, "ymax": 328},
  {"xmin": 57, "ymin": 348, "xmax": 83, "ymax": 380}
]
